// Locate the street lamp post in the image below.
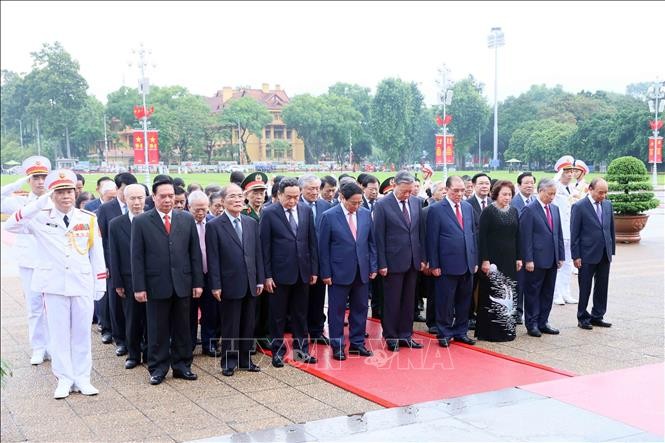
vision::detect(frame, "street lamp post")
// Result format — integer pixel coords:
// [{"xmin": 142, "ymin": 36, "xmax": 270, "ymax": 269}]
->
[
  {"xmin": 647, "ymin": 80, "xmax": 665, "ymax": 188},
  {"xmin": 131, "ymin": 43, "xmax": 153, "ymax": 185},
  {"xmin": 488, "ymin": 27, "xmax": 505, "ymax": 170},
  {"xmin": 15, "ymin": 119, "xmax": 23, "ymax": 149},
  {"xmin": 438, "ymin": 64, "xmax": 452, "ymax": 183}
]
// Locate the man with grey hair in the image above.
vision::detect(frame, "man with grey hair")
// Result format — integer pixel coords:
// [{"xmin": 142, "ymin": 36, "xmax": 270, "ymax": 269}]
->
[
  {"xmin": 373, "ymin": 170, "xmax": 425, "ymax": 352},
  {"xmin": 188, "ymin": 190, "xmax": 219, "ymax": 356},
  {"xmin": 519, "ymin": 178, "xmax": 565, "ymax": 338},
  {"xmin": 298, "ymin": 174, "xmax": 332, "ymax": 345}
]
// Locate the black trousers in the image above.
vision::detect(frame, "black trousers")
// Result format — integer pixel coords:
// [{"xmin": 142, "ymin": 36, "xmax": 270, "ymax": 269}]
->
[
  {"xmin": 146, "ymin": 293, "xmax": 193, "ymax": 377},
  {"xmin": 307, "ymin": 279, "xmax": 327, "ymax": 338},
  {"xmin": 95, "ymin": 291, "xmax": 111, "ymax": 335},
  {"xmin": 220, "ymin": 293, "xmax": 257, "ymax": 370},
  {"xmin": 370, "ymin": 275, "xmax": 384, "ymax": 319},
  {"xmin": 524, "ymin": 266, "xmax": 557, "ymax": 330},
  {"xmin": 382, "ymin": 269, "xmax": 417, "ymax": 342},
  {"xmin": 269, "ymin": 279, "xmax": 309, "ymax": 357},
  {"xmin": 108, "ymin": 279, "xmax": 126, "ymax": 346},
  {"xmin": 189, "ymin": 282, "xmax": 221, "ymax": 351},
  {"xmin": 577, "ymin": 253, "xmax": 610, "ymax": 322},
  {"xmin": 254, "ymin": 289, "xmax": 271, "ymax": 341},
  {"xmin": 423, "ymin": 274, "xmax": 436, "ymax": 329},
  {"xmin": 120, "ymin": 283, "xmax": 147, "ymax": 362}
]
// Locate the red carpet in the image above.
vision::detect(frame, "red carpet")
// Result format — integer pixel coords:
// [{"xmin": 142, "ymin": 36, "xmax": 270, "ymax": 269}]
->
[
  {"xmin": 263, "ymin": 319, "xmax": 572, "ymax": 407},
  {"xmin": 520, "ymin": 363, "xmax": 664, "ymax": 437}
]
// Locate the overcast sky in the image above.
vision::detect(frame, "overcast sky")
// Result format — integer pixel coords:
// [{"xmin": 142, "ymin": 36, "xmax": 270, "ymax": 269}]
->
[{"xmin": 1, "ymin": 1, "xmax": 662, "ymax": 107}]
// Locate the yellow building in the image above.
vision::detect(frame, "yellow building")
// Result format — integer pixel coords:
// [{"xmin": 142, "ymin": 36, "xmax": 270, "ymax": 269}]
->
[{"xmin": 206, "ymin": 84, "xmax": 305, "ymax": 163}]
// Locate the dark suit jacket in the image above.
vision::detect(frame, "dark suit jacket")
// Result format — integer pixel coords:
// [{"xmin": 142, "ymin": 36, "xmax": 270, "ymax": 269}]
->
[
  {"xmin": 511, "ymin": 194, "xmax": 529, "ymax": 214},
  {"xmin": 260, "ymin": 202, "xmax": 318, "ymax": 285},
  {"xmin": 570, "ymin": 197, "xmax": 616, "ymax": 264},
  {"xmin": 109, "ymin": 213, "xmax": 133, "ymax": 291},
  {"xmin": 84, "ymin": 198, "xmax": 102, "ymax": 212},
  {"xmin": 318, "ymin": 205, "xmax": 377, "ymax": 285},
  {"xmin": 362, "ymin": 195, "xmax": 377, "ymax": 213},
  {"xmin": 97, "ymin": 198, "xmax": 122, "ymax": 268},
  {"xmin": 426, "ymin": 199, "xmax": 477, "ymax": 275},
  {"xmin": 131, "ymin": 209, "xmax": 204, "ymax": 299},
  {"xmin": 301, "ymin": 196, "xmax": 332, "ymax": 232},
  {"xmin": 373, "ymin": 194, "xmax": 423, "ymax": 273},
  {"xmin": 519, "ymin": 200, "xmax": 566, "ymax": 268},
  {"xmin": 206, "ymin": 213, "xmax": 264, "ymax": 299}
]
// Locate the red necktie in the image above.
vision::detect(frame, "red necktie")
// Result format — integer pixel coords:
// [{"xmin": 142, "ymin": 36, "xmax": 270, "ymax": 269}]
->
[
  {"xmin": 545, "ymin": 205, "xmax": 553, "ymax": 230},
  {"xmin": 164, "ymin": 214, "xmax": 171, "ymax": 234},
  {"xmin": 455, "ymin": 203, "xmax": 464, "ymax": 229},
  {"xmin": 348, "ymin": 212, "xmax": 357, "ymax": 240}
]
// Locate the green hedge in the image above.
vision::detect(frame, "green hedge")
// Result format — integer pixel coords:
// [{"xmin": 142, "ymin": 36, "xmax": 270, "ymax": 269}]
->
[{"xmin": 605, "ymin": 156, "xmax": 660, "ymax": 215}]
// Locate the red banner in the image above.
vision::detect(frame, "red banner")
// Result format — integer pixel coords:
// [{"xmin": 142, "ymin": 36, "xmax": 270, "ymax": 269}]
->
[
  {"xmin": 133, "ymin": 130, "xmax": 160, "ymax": 165},
  {"xmin": 648, "ymin": 136, "xmax": 663, "ymax": 163},
  {"xmin": 435, "ymin": 134, "xmax": 455, "ymax": 165}
]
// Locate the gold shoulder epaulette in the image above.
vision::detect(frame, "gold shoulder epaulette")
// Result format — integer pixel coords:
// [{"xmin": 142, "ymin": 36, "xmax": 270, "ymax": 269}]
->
[{"xmin": 80, "ymin": 209, "xmax": 96, "ymax": 217}]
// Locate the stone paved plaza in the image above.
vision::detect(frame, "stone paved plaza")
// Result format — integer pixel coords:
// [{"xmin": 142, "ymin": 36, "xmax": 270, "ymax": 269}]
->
[{"xmin": 1, "ymin": 195, "xmax": 663, "ymax": 442}]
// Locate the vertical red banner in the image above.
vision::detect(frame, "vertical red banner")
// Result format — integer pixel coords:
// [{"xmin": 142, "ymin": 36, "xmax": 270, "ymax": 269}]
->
[
  {"xmin": 648, "ymin": 136, "xmax": 663, "ymax": 163},
  {"xmin": 133, "ymin": 130, "xmax": 145, "ymax": 165},
  {"xmin": 445, "ymin": 134, "xmax": 455, "ymax": 164},
  {"xmin": 134, "ymin": 130, "xmax": 160, "ymax": 165},
  {"xmin": 147, "ymin": 131, "xmax": 159, "ymax": 164},
  {"xmin": 435, "ymin": 135, "xmax": 443, "ymax": 165}
]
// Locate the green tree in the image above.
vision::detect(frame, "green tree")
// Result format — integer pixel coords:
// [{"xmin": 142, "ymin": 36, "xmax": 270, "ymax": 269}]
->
[
  {"xmin": 282, "ymin": 94, "xmax": 326, "ymax": 162},
  {"xmin": 219, "ymin": 97, "xmax": 272, "ymax": 164},
  {"xmin": 370, "ymin": 78, "xmax": 425, "ymax": 165},
  {"xmin": 105, "ymin": 86, "xmax": 141, "ymax": 129},
  {"xmin": 270, "ymin": 139, "xmax": 292, "ymax": 161},
  {"xmin": 328, "ymin": 83, "xmax": 373, "ymax": 160},
  {"xmin": 23, "ymin": 42, "xmax": 89, "ymax": 158}
]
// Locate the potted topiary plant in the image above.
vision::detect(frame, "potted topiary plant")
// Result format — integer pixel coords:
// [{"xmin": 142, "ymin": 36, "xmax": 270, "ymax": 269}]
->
[{"xmin": 605, "ymin": 156, "xmax": 660, "ymax": 243}]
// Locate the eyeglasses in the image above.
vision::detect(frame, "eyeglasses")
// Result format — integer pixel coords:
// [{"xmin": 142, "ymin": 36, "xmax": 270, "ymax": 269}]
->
[{"xmin": 226, "ymin": 193, "xmax": 244, "ymax": 199}]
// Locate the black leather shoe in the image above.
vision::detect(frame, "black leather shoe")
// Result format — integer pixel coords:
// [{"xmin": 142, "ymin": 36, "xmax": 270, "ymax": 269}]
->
[
  {"xmin": 454, "ymin": 335, "xmax": 476, "ymax": 345},
  {"xmin": 578, "ymin": 321, "xmax": 593, "ymax": 330},
  {"xmin": 222, "ymin": 368, "xmax": 234, "ymax": 377},
  {"xmin": 348, "ymin": 345, "xmax": 373, "ymax": 357},
  {"xmin": 311, "ymin": 335, "xmax": 331, "ymax": 346},
  {"xmin": 399, "ymin": 339, "xmax": 423, "ymax": 349},
  {"xmin": 101, "ymin": 333, "xmax": 113, "ymax": 344},
  {"xmin": 149, "ymin": 375, "xmax": 164, "ymax": 385},
  {"xmin": 414, "ymin": 314, "xmax": 426, "ymax": 322},
  {"xmin": 364, "ymin": 332, "xmax": 369, "ymax": 338},
  {"xmin": 272, "ymin": 355, "xmax": 284, "ymax": 368},
  {"xmin": 590, "ymin": 319, "xmax": 612, "ymax": 328},
  {"xmin": 332, "ymin": 351, "xmax": 347, "ymax": 361},
  {"xmin": 438, "ymin": 338, "xmax": 449, "ymax": 348},
  {"xmin": 246, "ymin": 363, "xmax": 261, "ymax": 372},
  {"xmin": 173, "ymin": 370, "xmax": 197, "ymax": 381},
  {"xmin": 540, "ymin": 324, "xmax": 560, "ymax": 335},
  {"xmin": 115, "ymin": 345, "xmax": 128, "ymax": 357},
  {"xmin": 124, "ymin": 359, "xmax": 139, "ymax": 369},
  {"xmin": 527, "ymin": 328, "xmax": 542, "ymax": 337},
  {"xmin": 386, "ymin": 341, "xmax": 399, "ymax": 352},
  {"xmin": 294, "ymin": 352, "xmax": 317, "ymax": 364}
]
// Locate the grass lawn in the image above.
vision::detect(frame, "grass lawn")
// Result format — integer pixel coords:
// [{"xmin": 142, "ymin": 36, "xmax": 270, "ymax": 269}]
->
[{"xmin": 2, "ymin": 169, "xmax": 664, "ymax": 194}]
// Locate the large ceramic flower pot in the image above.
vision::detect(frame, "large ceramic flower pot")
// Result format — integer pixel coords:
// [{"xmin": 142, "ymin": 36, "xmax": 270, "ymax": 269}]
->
[{"xmin": 613, "ymin": 213, "xmax": 649, "ymax": 244}]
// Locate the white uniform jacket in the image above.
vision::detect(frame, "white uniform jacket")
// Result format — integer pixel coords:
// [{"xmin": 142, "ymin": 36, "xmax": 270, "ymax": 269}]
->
[{"xmin": 5, "ymin": 196, "xmax": 106, "ymax": 298}]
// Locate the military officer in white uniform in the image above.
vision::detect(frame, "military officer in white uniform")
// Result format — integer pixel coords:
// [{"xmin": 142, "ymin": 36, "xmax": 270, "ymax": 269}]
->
[
  {"xmin": 552, "ymin": 155, "xmax": 583, "ymax": 305},
  {"xmin": 5, "ymin": 169, "xmax": 107, "ymax": 399},
  {"xmin": 1, "ymin": 156, "xmax": 52, "ymax": 365}
]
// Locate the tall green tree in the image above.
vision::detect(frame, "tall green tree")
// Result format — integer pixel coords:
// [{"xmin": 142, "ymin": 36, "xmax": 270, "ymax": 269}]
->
[
  {"xmin": 23, "ymin": 42, "xmax": 89, "ymax": 158},
  {"xmin": 219, "ymin": 97, "xmax": 272, "ymax": 164},
  {"xmin": 282, "ymin": 94, "xmax": 326, "ymax": 162},
  {"xmin": 328, "ymin": 83, "xmax": 373, "ymax": 159}
]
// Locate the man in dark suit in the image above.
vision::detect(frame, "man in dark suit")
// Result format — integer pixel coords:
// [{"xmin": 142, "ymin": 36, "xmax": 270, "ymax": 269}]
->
[
  {"xmin": 571, "ymin": 178, "xmax": 615, "ymax": 330},
  {"xmin": 260, "ymin": 177, "xmax": 319, "ymax": 367},
  {"xmin": 109, "ymin": 184, "xmax": 147, "ymax": 370},
  {"xmin": 97, "ymin": 172, "xmax": 137, "ymax": 354},
  {"xmin": 420, "ymin": 180, "xmax": 446, "ymax": 334},
  {"xmin": 319, "ymin": 175, "xmax": 338, "ymax": 205},
  {"xmin": 373, "ymin": 171, "xmax": 425, "ymax": 352},
  {"xmin": 206, "ymin": 183, "xmax": 265, "ymax": 376},
  {"xmin": 511, "ymin": 171, "xmax": 536, "ymax": 325},
  {"xmin": 84, "ymin": 176, "xmax": 113, "ymax": 212},
  {"xmin": 519, "ymin": 179, "xmax": 565, "ymax": 337},
  {"xmin": 466, "ymin": 173, "xmax": 492, "ymax": 330},
  {"xmin": 187, "ymin": 190, "xmax": 219, "ymax": 356},
  {"xmin": 131, "ymin": 177, "xmax": 204, "ymax": 385},
  {"xmin": 427, "ymin": 176, "xmax": 478, "ymax": 347},
  {"xmin": 299, "ymin": 174, "xmax": 333, "ymax": 345},
  {"xmin": 361, "ymin": 175, "xmax": 379, "ymax": 213},
  {"xmin": 319, "ymin": 182, "xmax": 377, "ymax": 360}
]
